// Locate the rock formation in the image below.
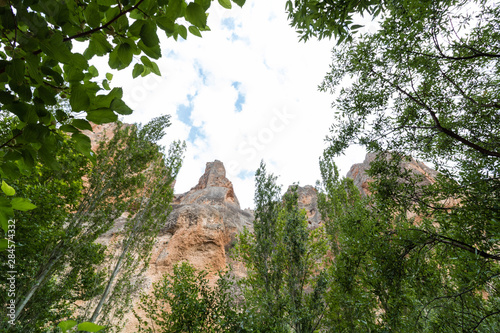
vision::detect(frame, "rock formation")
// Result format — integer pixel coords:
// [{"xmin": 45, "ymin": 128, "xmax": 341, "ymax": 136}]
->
[
  {"xmin": 120, "ymin": 160, "xmax": 252, "ymax": 332},
  {"xmin": 347, "ymin": 152, "xmax": 439, "ymax": 196},
  {"xmin": 286, "ymin": 185, "xmax": 321, "ymax": 228},
  {"xmin": 151, "ymin": 160, "xmax": 253, "ymax": 275}
]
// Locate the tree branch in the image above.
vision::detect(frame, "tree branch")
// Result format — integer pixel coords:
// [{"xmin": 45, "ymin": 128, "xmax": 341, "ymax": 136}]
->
[
  {"xmin": 0, "ymin": 131, "xmax": 22, "ymax": 149},
  {"xmin": 471, "ymin": 309, "xmax": 500, "ymax": 331},
  {"xmin": 438, "ymin": 68, "xmax": 500, "ymax": 109},
  {"xmin": 32, "ymin": 0, "xmax": 145, "ymax": 56},
  {"xmin": 63, "ymin": 0, "xmax": 145, "ymax": 42},
  {"xmin": 409, "ymin": 228, "xmax": 500, "ymax": 261},
  {"xmin": 370, "ymin": 67, "xmax": 500, "ymax": 158},
  {"xmin": 409, "ymin": 50, "xmax": 500, "ymax": 61}
]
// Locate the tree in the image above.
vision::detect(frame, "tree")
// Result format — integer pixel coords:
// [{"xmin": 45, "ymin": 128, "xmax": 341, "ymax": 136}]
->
[
  {"xmin": 235, "ymin": 162, "xmax": 328, "ymax": 333},
  {"xmin": 0, "ymin": 115, "xmax": 184, "ymax": 331},
  {"xmin": 0, "ymin": 128, "xmax": 106, "ymax": 332},
  {"xmin": 135, "ymin": 262, "xmax": 242, "ymax": 333},
  {"xmin": 318, "ymin": 151, "xmax": 500, "ymax": 332},
  {"xmin": 316, "ymin": 153, "xmax": 381, "ymax": 332},
  {"xmin": 288, "ymin": 0, "xmax": 500, "ymax": 330},
  {"xmin": 80, "ymin": 121, "xmax": 185, "ymax": 329},
  {"xmin": 0, "ymin": 0, "xmax": 245, "ymax": 231}
]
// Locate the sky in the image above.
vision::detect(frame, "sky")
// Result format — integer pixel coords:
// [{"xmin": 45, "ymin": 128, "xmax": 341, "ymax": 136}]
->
[{"xmin": 105, "ymin": 1, "xmax": 367, "ymax": 209}]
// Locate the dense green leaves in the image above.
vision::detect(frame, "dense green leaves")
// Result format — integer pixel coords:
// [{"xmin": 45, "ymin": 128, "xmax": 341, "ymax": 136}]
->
[
  {"xmin": 286, "ymin": 0, "xmax": 382, "ymax": 42},
  {"xmin": 289, "ymin": 0, "xmax": 500, "ymax": 331},
  {"xmin": 234, "ymin": 162, "xmax": 329, "ymax": 332},
  {"xmin": 136, "ymin": 262, "xmax": 241, "ymax": 332},
  {"xmin": 0, "ymin": 116, "xmax": 185, "ymax": 332}
]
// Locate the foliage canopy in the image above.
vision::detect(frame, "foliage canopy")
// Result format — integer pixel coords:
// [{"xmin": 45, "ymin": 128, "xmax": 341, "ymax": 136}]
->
[{"xmin": 0, "ymin": 0, "xmax": 245, "ymax": 233}]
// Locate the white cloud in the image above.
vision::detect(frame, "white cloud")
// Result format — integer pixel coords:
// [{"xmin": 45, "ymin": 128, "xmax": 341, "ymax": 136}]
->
[{"xmin": 103, "ymin": 0, "xmax": 369, "ymax": 208}]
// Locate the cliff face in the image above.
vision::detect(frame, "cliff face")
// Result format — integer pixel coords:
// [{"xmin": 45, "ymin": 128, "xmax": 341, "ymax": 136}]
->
[
  {"xmin": 151, "ymin": 160, "xmax": 253, "ymax": 276},
  {"xmin": 115, "ymin": 160, "xmax": 253, "ymax": 332},
  {"xmin": 346, "ymin": 153, "xmax": 439, "ymax": 196},
  {"xmin": 286, "ymin": 185, "xmax": 321, "ymax": 229}
]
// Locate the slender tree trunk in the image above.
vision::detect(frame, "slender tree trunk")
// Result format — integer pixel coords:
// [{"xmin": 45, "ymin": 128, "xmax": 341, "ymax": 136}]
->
[
  {"xmin": 15, "ymin": 252, "xmax": 62, "ymax": 318},
  {"xmin": 89, "ymin": 239, "xmax": 131, "ymax": 323}
]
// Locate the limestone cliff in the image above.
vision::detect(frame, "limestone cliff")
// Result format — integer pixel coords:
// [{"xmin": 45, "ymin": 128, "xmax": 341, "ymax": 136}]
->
[
  {"xmin": 346, "ymin": 152, "xmax": 439, "ymax": 196},
  {"xmin": 285, "ymin": 185, "xmax": 321, "ymax": 229},
  {"xmin": 151, "ymin": 160, "xmax": 253, "ymax": 275}
]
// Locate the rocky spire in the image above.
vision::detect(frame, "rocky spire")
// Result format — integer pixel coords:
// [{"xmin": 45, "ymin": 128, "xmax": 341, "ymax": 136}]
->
[{"xmin": 174, "ymin": 160, "xmax": 240, "ymax": 208}]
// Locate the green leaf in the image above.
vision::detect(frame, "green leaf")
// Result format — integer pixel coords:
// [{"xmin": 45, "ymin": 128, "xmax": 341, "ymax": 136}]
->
[
  {"xmin": 195, "ymin": 0, "xmax": 212, "ymax": 11},
  {"xmin": 156, "ymin": 17, "xmax": 176, "ymax": 34},
  {"xmin": 35, "ymin": 86, "xmax": 58, "ymax": 105},
  {"xmin": 92, "ymin": 87, "xmax": 123, "ymax": 109},
  {"xmin": 39, "ymin": 32, "xmax": 73, "ymax": 64},
  {"xmin": 86, "ymin": 109, "xmax": 118, "ymax": 124},
  {"xmin": 38, "ymin": 145, "xmax": 60, "ymax": 170},
  {"xmin": 84, "ymin": 1, "xmax": 101, "ymax": 28},
  {"xmin": 70, "ymin": 84, "xmax": 90, "ymax": 112},
  {"xmin": 138, "ymin": 41, "xmax": 162, "ymax": 59},
  {"xmin": 117, "ymin": 43, "xmax": 133, "ymax": 68},
  {"xmin": 0, "ymin": 211, "xmax": 8, "ymax": 233},
  {"xmin": 72, "ymin": 133, "xmax": 92, "ymax": 158},
  {"xmin": 141, "ymin": 56, "xmax": 161, "ymax": 76},
  {"xmin": 218, "ymin": 0, "xmax": 232, "ymax": 9},
  {"xmin": 25, "ymin": 54, "xmax": 43, "ymax": 84},
  {"xmin": 1, "ymin": 181, "xmax": 15, "ymax": 196},
  {"xmin": 165, "ymin": 0, "xmax": 184, "ymax": 21},
  {"xmin": 186, "ymin": 3, "xmax": 207, "ymax": 28},
  {"xmin": 55, "ymin": 109, "xmax": 69, "ymax": 122},
  {"xmin": 128, "ymin": 19, "xmax": 145, "ymax": 37},
  {"xmin": 77, "ymin": 322, "xmax": 106, "ymax": 332},
  {"xmin": 72, "ymin": 119, "xmax": 93, "ymax": 131},
  {"xmin": 188, "ymin": 26, "xmax": 202, "ymax": 37},
  {"xmin": 108, "ymin": 47, "xmax": 122, "ymax": 69},
  {"xmin": 140, "ymin": 21, "xmax": 160, "ymax": 47},
  {"xmin": 88, "ymin": 65, "xmax": 99, "ymax": 77},
  {"xmin": 106, "ymin": 72, "xmax": 113, "ymax": 81},
  {"xmin": 6, "ymin": 58, "xmax": 25, "ymax": 85},
  {"xmin": 132, "ymin": 63, "xmax": 144, "ymax": 78},
  {"xmin": 11, "ymin": 83, "xmax": 32, "ymax": 101},
  {"xmin": 232, "ymin": 0, "xmax": 245, "ymax": 7},
  {"xmin": 177, "ymin": 25, "xmax": 188, "ymax": 40},
  {"xmin": 11, "ymin": 197, "xmax": 37, "ymax": 211},
  {"xmin": 6, "ymin": 102, "xmax": 38, "ymax": 124},
  {"xmin": 85, "ymin": 33, "xmax": 113, "ymax": 59},
  {"xmin": 60, "ymin": 124, "xmax": 79, "ymax": 133},
  {"xmin": 0, "ymin": 197, "xmax": 14, "ymax": 230},
  {"xmin": 97, "ymin": 0, "xmax": 115, "ymax": 5},
  {"xmin": 110, "ymin": 98, "xmax": 133, "ymax": 115},
  {"xmin": 58, "ymin": 320, "xmax": 78, "ymax": 333},
  {"xmin": 0, "ymin": 239, "xmax": 8, "ymax": 251}
]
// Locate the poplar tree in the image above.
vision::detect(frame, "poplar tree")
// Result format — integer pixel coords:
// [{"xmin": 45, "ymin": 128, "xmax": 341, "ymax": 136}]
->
[{"xmin": 235, "ymin": 162, "xmax": 328, "ymax": 333}]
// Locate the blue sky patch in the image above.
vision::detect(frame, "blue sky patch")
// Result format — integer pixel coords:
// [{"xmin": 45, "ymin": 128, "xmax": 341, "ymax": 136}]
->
[
  {"xmin": 176, "ymin": 94, "xmax": 205, "ymax": 143},
  {"xmin": 188, "ymin": 126, "xmax": 205, "ymax": 142},
  {"xmin": 221, "ymin": 17, "xmax": 235, "ymax": 30},
  {"xmin": 232, "ymin": 81, "xmax": 245, "ymax": 112},
  {"xmin": 195, "ymin": 62, "xmax": 208, "ymax": 84},
  {"xmin": 237, "ymin": 169, "xmax": 254, "ymax": 179},
  {"xmin": 176, "ymin": 94, "xmax": 195, "ymax": 124}
]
